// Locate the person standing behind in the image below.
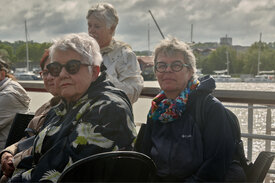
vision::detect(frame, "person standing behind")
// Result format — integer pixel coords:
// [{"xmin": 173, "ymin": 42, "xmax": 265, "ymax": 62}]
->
[
  {"xmin": 0, "ymin": 59, "xmax": 30, "ymax": 150},
  {"xmin": 86, "ymin": 2, "xmax": 143, "ymax": 104}
]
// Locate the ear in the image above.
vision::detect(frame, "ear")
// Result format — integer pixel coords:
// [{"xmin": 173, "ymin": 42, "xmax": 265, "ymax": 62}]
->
[
  {"xmin": 188, "ymin": 69, "xmax": 194, "ymax": 80},
  {"xmin": 109, "ymin": 26, "xmax": 116, "ymax": 35},
  {"xmin": 91, "ymin": 66, "xmax": 100, "ymax": 82}
]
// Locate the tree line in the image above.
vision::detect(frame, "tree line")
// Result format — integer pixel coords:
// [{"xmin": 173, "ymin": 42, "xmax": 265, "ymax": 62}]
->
[
  {"xmin": 194, "ymin": 42, "xmax": 275, "ymax": 75},
  {"xmin": 0, "ymin": 40, "xmax": 51, "ymax": 69},
  {"xmin": 0, "ymin": 40, "xmax": 275, "ymax": 75}
]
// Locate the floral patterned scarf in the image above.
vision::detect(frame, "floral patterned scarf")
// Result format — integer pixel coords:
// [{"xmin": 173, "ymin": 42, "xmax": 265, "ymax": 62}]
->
[{"xmin": 148, "ymin": 79, "xmax": 199, "ymax": 122}]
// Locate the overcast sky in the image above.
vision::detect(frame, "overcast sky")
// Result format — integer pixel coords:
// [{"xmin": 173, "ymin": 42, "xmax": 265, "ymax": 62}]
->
[{"xmin": 1, "ymin": 0, "xmax": 274, "ymax": 51}]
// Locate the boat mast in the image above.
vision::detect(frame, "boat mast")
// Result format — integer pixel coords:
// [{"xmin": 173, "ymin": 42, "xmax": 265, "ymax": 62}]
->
[
  {"xmin": 191, "ymin": 24, "xmax": 193, "ymax": 43},
  {"xmin": 25, "ymin": 20, "xmax": 29, "ymax": 72},
  {"xmin": 148, "ymin": 23, "xmax": 150, "ymax": 54},
  {"xmin": 257, "ymin": 32, "xmax": 262, "ymax": 75}
]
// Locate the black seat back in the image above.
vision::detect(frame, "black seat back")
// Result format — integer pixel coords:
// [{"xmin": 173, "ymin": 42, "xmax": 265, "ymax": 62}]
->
[
  {"xmin": 57, "ymin": 151, "xmax": 156, "ymax": 182},
  {"xmin": 246, "ymin": 151, "xmax": 275, "ymax": 182},
  {"xmin": 134, "ymin": 123, "xmax": 146, "ymax": 152},
  {"xmin": 5, "ymin": 113, "xmax": 34, "ymax": 148}
]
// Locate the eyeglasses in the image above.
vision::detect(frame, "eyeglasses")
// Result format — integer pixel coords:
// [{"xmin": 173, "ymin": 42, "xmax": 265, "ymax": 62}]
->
[
  {"xmin": 155, "ymin": 60, "xmax": 190, "ymax": 73},
  {"xmin": 46, "ymin": 60, "xmax": 91, "ymax": 77},
  {"xmin": 39, "ymin": 70, "xmax": 49, "ymax": 79}
]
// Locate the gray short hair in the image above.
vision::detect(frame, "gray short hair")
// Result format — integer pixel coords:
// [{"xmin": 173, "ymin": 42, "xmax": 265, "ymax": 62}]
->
[
  {"xmin": 86, "ymin": 3, "xmax": 118, "ymax": 31},
  {"xmin": 49, "ymin": 33, "xmax": 102, "ymax": 67},
  {"xmin": 154, "ymin": 37, "xmax": 197, "ymax": 78}
]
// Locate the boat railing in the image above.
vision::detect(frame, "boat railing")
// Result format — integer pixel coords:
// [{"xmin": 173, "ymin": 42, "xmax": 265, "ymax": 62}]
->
[{"xmin": 19, "ymin": 81, "xmax": 275, "ymax": 181}]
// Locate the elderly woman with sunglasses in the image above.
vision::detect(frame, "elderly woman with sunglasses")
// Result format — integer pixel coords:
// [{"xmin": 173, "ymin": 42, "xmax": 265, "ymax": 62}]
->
[
  {"xmin": 140, "ymin": 37, "xmax": 245, "ymax": 182},
  {"xmin": 86, "ymin": 3, "xmax": 143, "ymax": 104},
  {"xmin": 10, "ymin": 33, "xmax": 136, "ymax": 182}
]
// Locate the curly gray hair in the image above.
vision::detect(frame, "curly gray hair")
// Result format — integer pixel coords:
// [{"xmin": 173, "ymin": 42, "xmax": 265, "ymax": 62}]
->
[
  {"xmin": 49, "ymin": 33, "xmax": 102, "ymax": 67},
  {"xmin": 154, "ymin": 37, "xmax": 197, "ymax": 78},
  {"xmin": 86, "ymin": 3, "xmax": 118, "ymax": 35}
]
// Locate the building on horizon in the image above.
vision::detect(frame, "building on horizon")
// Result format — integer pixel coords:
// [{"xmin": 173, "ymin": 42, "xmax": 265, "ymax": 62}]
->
[{"xmin": 220, "ymin": 35, "xmax": 232, "ymax": 46}]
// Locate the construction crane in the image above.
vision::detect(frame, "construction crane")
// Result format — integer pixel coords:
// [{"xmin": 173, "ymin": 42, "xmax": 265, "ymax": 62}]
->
[{"xmin": 148, "ymin": 10, "xmax": 165, "ymax": 39}]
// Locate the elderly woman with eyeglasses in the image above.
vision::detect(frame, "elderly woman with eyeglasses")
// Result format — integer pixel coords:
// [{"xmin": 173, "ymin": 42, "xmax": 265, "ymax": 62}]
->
[
  {"xmin": 86, "ymin": 2, "xmax": 143, "ymax": 104},
  {"xmin": 140, "ymin": 37, "xmax": 245, "ymax": 182},
  {"xmin": 10, "ymin": 33, "xmax": 136, "ymax": 182}
]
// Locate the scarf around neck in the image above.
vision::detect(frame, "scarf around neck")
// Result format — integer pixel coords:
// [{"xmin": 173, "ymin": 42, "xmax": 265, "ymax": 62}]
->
[{"xmin": 148, "ymin": 79, "xmax": 199, "ymax": 123}]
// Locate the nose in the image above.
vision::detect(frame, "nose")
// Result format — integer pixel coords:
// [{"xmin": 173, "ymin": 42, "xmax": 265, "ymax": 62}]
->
[
  {"xmin": 59, "ymin": 66, "xmax": 69, "ymax": 78},
  {"xmin": 88, "ymin": 26, "xmax": 95, "ymax": 35},
  {"xmin": 47, "ymin": 72, "xmax": 55, "ymax": 80},
  {"xmin": 165, "ymin": 65, "xmax": 173, "ymax": 72}
]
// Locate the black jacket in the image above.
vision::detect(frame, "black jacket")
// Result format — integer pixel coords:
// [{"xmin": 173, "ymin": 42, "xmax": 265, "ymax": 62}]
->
[
  {"xmin": 141, "ymin": 75, "xmax": 235, "ymax": 182},
  {"xmin": 11, "ymin": 73, "xmax": 136, "ymax": 182}
]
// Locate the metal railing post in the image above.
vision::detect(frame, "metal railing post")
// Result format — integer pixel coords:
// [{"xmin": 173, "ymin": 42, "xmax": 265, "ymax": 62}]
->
[
  {"xmin": 266, "ymin": 106, "xmax": 271, "ymax": 152},
  {"xmin": 265, "ymin": 106, "xmax": 272, "ymax": 183},
  {"xmin": 247, "ymin": 103, "xmax": 253, "ymax": 160}
]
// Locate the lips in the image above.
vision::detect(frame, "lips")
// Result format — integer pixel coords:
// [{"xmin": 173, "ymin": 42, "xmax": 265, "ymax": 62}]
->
[
  {"xmin": 60, "ymin": 83, "xmax": 71, "ymax": 87},
  {"xmin": 162, "ymin": 78, "xmax": 176, "ymax": 82}
]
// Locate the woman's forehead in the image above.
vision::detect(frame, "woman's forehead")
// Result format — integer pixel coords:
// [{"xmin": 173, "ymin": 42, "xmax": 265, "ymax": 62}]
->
[
  {"xmin": 52, "ymin": 49, "xmax": 82, "ymax": 61},
  {"xmin": 89, "ymin": 13, "xmax": 105, "ymax": 23},
  {"xmin": 157, "ymin": 51, "xmax": 184, "ymax": 60}
]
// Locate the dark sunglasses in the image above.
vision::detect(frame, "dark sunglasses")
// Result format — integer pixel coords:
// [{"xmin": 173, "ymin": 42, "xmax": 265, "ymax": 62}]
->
[
  {"xmin": 39, "ymin": 70, "xmax": 49, "ymax": 79},
  {"xmin": 46, "ymin": 60, "xmax": 91, "ymax": 77}
]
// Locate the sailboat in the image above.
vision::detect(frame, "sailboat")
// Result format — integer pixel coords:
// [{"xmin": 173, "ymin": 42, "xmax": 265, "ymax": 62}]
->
[
  {"xmin": 14, "ymin": 20, "xmax": 40, "ymax": 80},
  {"xmin": 244, "ymin": 33, "xmax": 274, "ymax": 83}
]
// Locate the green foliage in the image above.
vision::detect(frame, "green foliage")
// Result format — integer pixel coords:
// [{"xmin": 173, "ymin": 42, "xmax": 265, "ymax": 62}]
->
[
  {"xmin": 1, "ymin": 40, "xmax": 275, "ymax": 76},
  {"xmin": 195, "ymin": 42, "xmax": 275, "ymax": 75},
  {"xmin": 0, "ymin": 40, "xmax": 51, "ymax": 64}
]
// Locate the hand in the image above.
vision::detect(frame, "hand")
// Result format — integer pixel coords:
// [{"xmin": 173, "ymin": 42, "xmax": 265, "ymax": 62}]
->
[{"xmin": 1, "ymin": 152, "xmax": 15, "ymax": 178}]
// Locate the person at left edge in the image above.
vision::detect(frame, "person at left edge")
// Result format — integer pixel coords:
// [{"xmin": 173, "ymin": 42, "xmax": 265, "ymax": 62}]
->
[
  {"xmin": 0, "ymin": 59, "xmax": 30, "ymax": 151},
  {"xmin": 9, "ymin": 33, "xmax": 136, "ymax": 182},
  {"xmin": 0, "ymin": 49, "xmax": 61, "ymax": 183}
]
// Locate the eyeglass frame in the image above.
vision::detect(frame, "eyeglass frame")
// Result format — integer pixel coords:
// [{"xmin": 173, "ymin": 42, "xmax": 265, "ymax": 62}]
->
[
  {"xmin": 154, "ymin": 60, "xmax": 190, "ymax": 73},
  {"xmin": 46, "ymin": 59, "xmax": 92, "ymax": 77},
  {"xmin": 39, "ymin": 70, "xmax": 49, "ymax": 79}
]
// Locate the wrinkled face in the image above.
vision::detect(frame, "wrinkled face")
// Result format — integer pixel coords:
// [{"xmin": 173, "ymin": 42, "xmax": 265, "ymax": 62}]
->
[
  {"xmin": 51, "ymin": 49, "xmax": 99, "ymax": 102},
  {"xmin": 155, "ymin": 52, "xmax": 193, "ymax": 99},
  {"xmin": 42, "ymin": 58, "xmax": 59, "ymax": 96},
  {"xmin": 87, "ymin": 15, "xmax": 114, "ymax": 48}
]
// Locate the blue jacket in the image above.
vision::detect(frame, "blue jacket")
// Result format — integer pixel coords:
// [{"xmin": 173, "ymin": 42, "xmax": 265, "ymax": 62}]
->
[{"xmin": 141, "ymin": 76, "xmax": 235, "ymax": 182}]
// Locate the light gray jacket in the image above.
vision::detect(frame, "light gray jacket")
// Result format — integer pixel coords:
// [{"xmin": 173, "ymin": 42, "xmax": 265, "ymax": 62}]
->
[
  {"xmin": 101, "ymin": 39, "xmax": 144, "ymax": 104},
  {"xmin": 0, "ymin": 78, "xmax": 30, "ymax": 150}
]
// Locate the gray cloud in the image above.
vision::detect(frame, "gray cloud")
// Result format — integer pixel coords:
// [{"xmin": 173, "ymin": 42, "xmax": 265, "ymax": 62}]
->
[{"xmin": 0, "ymin": 0, "xmax": 274, "ymax": 51}]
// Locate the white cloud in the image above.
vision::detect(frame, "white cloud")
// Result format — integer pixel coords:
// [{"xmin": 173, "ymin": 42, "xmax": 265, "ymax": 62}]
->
[{"xmin": 0, "ymin": 0, "xmax": 274, "ymax": 50}]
